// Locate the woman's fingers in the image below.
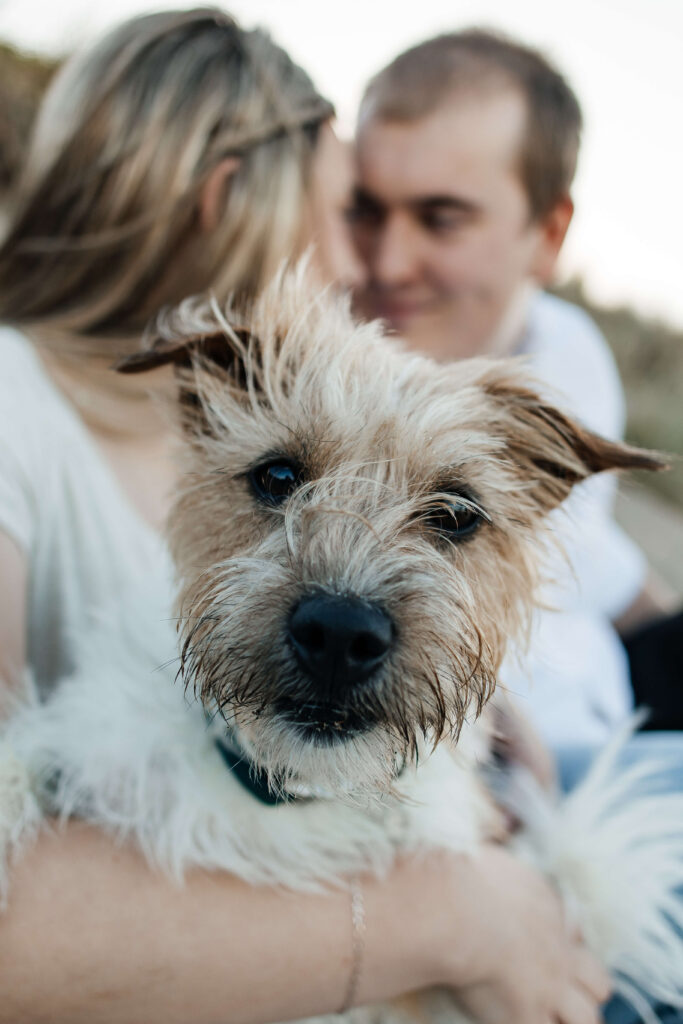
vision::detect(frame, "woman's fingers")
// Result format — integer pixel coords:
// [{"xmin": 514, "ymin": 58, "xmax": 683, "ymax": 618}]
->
[
  {"xmin": 555, "ymin": 983, "xmax": 604, "ymax": 1024},
  {"xmin": 572, "ymin": 946, "xmax": 612, "ymax": 1004},
  {"xmin": 554, "ymin": 944, "xmax": 612, "ymax": 1024}
]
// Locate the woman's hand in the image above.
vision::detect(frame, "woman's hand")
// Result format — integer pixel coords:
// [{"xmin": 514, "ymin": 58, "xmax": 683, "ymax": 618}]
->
[{"xmin": 427, "ymin": 845, "xmax": 611, "ymax": 1024}]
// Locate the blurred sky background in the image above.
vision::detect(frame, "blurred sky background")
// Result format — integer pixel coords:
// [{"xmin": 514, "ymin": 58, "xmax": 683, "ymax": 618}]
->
[{"xmin": 1, "ymin": 0, "xmax": 682, "ymax": 327}]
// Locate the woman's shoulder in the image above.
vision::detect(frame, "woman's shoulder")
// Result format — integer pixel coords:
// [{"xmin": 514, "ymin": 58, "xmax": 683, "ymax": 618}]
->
[
  {"xmin": 0, "ymin": 328, "xmax": 53, "ymax": 551},
  {"xmin": 1, "ymin": 324, "xmax": 43, "ymax": 375},
  {"xmin": 0, "ymin": 326, "xmax": 60, "ymax": 417},
  {"xmin": 0, "ymin": 327, "xmax": 80, "ymax": 446},
  {"xmin": 0, "ymin": 326, "xmax": 77, "ymax": 537}
]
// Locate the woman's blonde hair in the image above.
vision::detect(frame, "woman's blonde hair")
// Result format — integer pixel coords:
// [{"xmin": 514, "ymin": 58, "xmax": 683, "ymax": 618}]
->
[{"xmin": 0, "ymin": 8, "xmax": 333, "ymax": 355}]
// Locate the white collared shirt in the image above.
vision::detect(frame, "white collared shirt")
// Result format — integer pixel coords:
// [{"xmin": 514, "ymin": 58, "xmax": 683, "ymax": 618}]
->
[{"xmin": 501, "ymin": 291, "xmax": 646, "ymax": 749}]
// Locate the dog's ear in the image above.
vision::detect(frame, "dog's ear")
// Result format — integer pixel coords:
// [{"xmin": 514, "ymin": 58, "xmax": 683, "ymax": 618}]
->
[
  {"xmin": 115, "ymin": 313, "xmax": 264, "ymax": 433},
  {"xmin": 114, "ymin": 326, "xmax": 252, "ymax": 377},
  {"xmin": 482, "ymin": 370, "xmax": 667, "ymax": 513}
]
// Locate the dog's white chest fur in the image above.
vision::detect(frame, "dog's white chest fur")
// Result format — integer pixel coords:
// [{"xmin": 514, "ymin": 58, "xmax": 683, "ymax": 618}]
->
[{"xmin": 4, "ymin": 606, "xmax": 492, "ymax": 891}]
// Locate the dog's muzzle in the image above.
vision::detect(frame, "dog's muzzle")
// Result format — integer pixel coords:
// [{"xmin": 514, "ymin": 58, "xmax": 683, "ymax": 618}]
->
[
  {"xmin": 288, "ymin": 593, "xmax": 393, "ymax": 693},
  {"xmin": 276, "ymin": 593, "xmax": 393, "ymax": 743}
]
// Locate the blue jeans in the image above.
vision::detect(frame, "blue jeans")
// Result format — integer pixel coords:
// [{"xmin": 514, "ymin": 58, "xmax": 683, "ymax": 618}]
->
[{"xmin": 556, "ymin": 733, "xmax": 683, "ymax": 1024}]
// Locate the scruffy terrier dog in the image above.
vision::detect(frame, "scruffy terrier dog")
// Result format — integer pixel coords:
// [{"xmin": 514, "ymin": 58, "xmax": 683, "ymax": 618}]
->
[{"xmin": 2, "ymin": 267, "xmax": 683, "ymax": 1021}]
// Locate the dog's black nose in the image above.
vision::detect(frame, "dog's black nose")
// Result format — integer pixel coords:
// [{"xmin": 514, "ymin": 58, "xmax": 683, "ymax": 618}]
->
[{"xmin": 288, "ymin": 593, "xmax": 393, "ymax": 692}]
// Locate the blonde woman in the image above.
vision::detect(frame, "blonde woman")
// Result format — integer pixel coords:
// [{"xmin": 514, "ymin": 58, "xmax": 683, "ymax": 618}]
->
[{"xmin": 0, "ymin": 10, "xmax": 607, "ymax": 1023}]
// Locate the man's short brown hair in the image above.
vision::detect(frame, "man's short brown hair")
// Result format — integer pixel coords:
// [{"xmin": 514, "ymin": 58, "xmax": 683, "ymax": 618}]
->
[{"xmin": 359, "ymin": 29, "xmax": 582, "ymax": 220}]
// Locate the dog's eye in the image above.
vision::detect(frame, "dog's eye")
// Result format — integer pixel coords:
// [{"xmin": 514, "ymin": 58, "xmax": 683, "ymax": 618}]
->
[
  {"xmin": 424, "ymin": 498, "xmax": 484, "ymax": 540},
  {"xmin": 249, "ymin": 459, "xmax": 302, "ymax": 506}
]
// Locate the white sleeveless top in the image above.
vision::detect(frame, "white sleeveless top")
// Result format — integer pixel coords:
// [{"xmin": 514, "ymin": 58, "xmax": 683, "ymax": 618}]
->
[{"xmin": 0, "ymin": 327, "xmax": 173, "ymax": 695}]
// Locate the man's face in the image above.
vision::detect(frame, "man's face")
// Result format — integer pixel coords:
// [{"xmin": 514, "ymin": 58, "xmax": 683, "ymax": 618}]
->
[{"xmin": 352, "ymin": 90, "xmax": 554, "ymax": 361}]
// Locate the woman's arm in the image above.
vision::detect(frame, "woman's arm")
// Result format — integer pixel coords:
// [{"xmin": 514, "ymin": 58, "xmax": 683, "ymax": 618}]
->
[
  {"xmin": 0, "ymin": 821, "xmax": 409, "ymax": 1024},
  {"xmin": 0, "ymin": 825, "xmax": 609, "ymax": 1024}
]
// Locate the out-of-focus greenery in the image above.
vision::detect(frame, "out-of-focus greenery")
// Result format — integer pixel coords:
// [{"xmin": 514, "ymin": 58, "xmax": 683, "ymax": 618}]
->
[
  {"xmin": 0, "ymin": 43, "xmax": 57, "ymax": 191},
  {"xmin": 554, "ymin": 279, "xmax": 683, "ymax": 509}
]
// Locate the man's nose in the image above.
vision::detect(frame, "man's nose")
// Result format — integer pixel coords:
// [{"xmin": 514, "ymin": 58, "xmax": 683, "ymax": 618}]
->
[{"xmin": 369, "ymin": 216, "xmax": 420, "ymax": 288}]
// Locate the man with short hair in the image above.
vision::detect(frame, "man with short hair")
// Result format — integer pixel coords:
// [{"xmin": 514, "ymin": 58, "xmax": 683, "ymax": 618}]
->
[
  {"xmin": 351, "ymin": 30, "xmax": 674, "ymax": 761},
  {"xmin": 351, "ymin": 35, "xmax": 683, "ymax": 1024},
  {"xmin": 352, "ymin": 30, "xmax": 581, "ymax": 361}
]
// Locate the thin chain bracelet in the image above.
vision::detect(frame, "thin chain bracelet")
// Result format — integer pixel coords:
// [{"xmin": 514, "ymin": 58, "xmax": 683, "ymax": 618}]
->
[{"xmin": 339, "ymin": 877, "xmax": 366, "ymax": 1014}]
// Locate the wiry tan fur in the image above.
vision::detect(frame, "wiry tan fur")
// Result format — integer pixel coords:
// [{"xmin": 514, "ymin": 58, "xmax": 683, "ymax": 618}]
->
[{"xmin": 150, "ymin": 263, "xmax": 660, "ymax": 800}]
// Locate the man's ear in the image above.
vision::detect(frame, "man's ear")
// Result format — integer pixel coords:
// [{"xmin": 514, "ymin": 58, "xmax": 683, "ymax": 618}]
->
[
  {"xmin": 530, "ymin": 194, "xmax": 574, "ymax": 285},
  {"xmin": 482, "ymin": 369, "xmax": 667, "ymax": 513}
]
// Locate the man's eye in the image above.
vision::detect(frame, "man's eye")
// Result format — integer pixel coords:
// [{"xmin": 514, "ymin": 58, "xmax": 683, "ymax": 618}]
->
[
  {"xmin": 346, "ymin": 201, "xmax": 383, "ymax": 227},
  {"xmin": 248, "ymin": 459, "xmax": 302, "ymax": 506},
  {"xmin": 423, "ymin": 498, "xmax": 486, "ymax": 540},
  {"xmin": 421, "ymin": 210, "xmax": 466, "ymax": 234}
]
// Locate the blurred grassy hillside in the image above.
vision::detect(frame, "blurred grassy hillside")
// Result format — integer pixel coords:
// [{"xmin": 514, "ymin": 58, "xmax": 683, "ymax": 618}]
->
[{"xmin": 554, "ymin": 280, "xmax": 683, "ymax": 510}]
